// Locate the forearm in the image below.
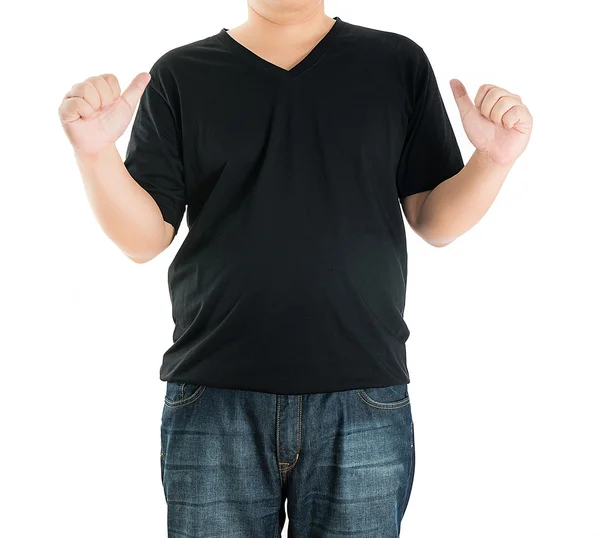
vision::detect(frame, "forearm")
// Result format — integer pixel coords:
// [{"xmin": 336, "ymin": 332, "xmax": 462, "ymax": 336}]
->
[
  {"xmin": 74, "ymin": 144, "xmax": 170, "ymax": 263},
  {"xmin": 416, "ymin": 149, "xmax": 514, "ymax": 247}
]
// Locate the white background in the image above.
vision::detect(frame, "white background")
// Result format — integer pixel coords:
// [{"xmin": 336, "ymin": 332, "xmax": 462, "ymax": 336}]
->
[{"xmin": 2, "ymin": 0, "xmax": 598, "ymax": 536}]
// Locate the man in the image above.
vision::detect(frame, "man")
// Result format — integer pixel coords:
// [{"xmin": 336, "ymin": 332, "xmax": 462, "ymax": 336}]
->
[{"xmin": 58, "ymin": 1, "xmax": 533, "ymax": 536}]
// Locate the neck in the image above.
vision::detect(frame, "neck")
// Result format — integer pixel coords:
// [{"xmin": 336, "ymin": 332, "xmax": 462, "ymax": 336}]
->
[{"xmin": 245, "ymin": 2, "xmax": 333, "ymax": 43}]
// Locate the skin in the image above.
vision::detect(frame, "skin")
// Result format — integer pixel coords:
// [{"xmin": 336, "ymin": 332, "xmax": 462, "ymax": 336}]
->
[
  {"xmin": 227, "ymin": 1, "xmax": 336, "ymax": 72},
  {"xmin": 59, "ymin": 73, "xmax": 169, "ymax": 263},
  {"xmin": 58, "ymin": 0, "xmax": 533, "ymax": 261},
  {"xmin": 403, "ymin": 82, "xmax": 533, "ymax": 247}
]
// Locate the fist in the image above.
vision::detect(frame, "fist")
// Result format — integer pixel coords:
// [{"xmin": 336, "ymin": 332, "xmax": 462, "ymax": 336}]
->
[{"xmin": 58, "ymin": 72, "xmax": 151, "ymax": 156}]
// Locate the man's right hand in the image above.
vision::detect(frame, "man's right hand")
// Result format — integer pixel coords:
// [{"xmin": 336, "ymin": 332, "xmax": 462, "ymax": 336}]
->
[
  {"xmin": 61, "ymin": 71, "xmax": 174, "ymax": 263},
  {"xmin": 58, "ymin": 72, "xmax": 151, "ymax": 157}
]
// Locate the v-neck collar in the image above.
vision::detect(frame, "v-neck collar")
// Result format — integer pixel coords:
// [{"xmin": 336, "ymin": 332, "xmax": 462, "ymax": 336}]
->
[{"xmin": 216, "ymin": 16, "xmax": 346, "ymax": 79}]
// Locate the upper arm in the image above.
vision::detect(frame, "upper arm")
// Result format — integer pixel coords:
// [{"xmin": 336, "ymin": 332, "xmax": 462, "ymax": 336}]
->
[
  {"xmin": 400, "ymin": 190, "xmax": 431, "ymax": 234},
  {"xmin": 153, "ymin": 220, "xmax": 177, "ymax": 259},
  {"xmin": 395, "ymin": 45, "xmax": 464, "ymax": 203},
  {"xmin": 123, "ymin": 68, "xmax": 187, "ymax": 245},
  {"xmin": 162, "ymin": 221, "xmax": 176, "ymax": 249}
]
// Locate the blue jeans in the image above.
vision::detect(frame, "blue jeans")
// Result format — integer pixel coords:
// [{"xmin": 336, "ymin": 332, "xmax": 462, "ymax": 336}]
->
[{"xmin": 160, "ymin": 381, "xmax": 415, "ymax": 537}]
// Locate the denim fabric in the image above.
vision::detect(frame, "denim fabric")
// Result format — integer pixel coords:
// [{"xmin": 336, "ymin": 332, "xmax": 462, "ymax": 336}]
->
[{"xmin": 160, "ymin": 381, "xmax": 415, "ymax": 537}]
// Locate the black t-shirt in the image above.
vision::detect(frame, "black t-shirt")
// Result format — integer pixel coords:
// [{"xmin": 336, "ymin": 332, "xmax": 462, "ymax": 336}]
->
[{"xmin": 123, "ymin": 16, "xmax": 464, "ymax": 395}]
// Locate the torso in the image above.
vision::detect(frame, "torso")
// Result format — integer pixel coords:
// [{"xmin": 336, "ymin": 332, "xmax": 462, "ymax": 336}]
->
[{"xmin": 123, "ymin": 16, "xmax": 464, "ymax": 394}]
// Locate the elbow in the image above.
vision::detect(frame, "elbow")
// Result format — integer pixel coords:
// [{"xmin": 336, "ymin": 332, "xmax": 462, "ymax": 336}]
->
[
  {"xmin": 423, "ymin": 232, "xmax": 457, "ymax": 248},
  {"xmin": 429, "ymin": 239, "xmax": 454, "ymax": 248},
  {"xmin": 122, "ymin": 223, "xmax": 173, "ymax": 264},
  {"xmin": 126, "ymin": 252, "xmax": 154, "ymax": 264},
  {"xmin": 414, "ymin": 216, "xmax": 455, "ymax": 248},
  {"xmin": 132, "ymin": 256, "xmax": 152, "ymax": 264},
  {"xmin": 417, "ymin": 221, "xmax": 457, "ymax": 248},
  {"xmin": 123, "ymin": 248, "xmax": 160, "ymax": 264},
  {"xmin": 414, "ymin": 225, "xmax": 455, "ymax": 247}
]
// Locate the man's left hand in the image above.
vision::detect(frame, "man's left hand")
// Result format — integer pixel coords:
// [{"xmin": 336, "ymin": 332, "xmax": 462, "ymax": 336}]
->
[{"xmin": 450, "ymin": 80, "xmax": 533, "ymax": 167}]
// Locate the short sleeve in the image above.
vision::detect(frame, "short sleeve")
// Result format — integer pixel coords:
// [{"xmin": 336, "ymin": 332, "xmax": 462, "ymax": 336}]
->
[
  {"xmin": 123, "ymin": 80, "xmax": 187, "ymax": 236},
  {"xmin": 396, "ymin": 47, "xmax": 464, "ymax": 199}
]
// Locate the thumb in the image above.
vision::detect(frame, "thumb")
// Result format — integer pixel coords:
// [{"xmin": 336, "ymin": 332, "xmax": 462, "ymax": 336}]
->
[
  {"xmin": 121, "ymin": 72, "xmax": 152, "ymax": 111},
  {"xmin": 449, "ymin": 78, "xmax": 475, "ymax": 120}
]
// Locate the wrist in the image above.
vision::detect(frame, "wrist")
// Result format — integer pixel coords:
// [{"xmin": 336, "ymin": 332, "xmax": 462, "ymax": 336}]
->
[
  {"xmin": 74, "ymin": 144, "xmax": 117, "ymax": 164},
  {"xmin": 474, "ymin": 149, "xmax": 515, "ymax": 170}
]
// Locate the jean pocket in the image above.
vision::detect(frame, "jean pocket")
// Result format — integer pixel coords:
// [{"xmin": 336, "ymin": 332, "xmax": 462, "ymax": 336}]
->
[
  {"xmin": 164, "ymin": 381, "xmax": 207, "ymax": 408},
  {"xmin": 356, "ymin": 383, "xmax": 410, "ymax": 410}
]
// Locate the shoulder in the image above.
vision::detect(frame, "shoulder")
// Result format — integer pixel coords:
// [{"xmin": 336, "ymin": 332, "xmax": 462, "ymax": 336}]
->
[
  {"xmin": 342, "ymin": 20, "xmax": 426, "ymax": 65},
  {"xmin": 147, "ymin": 33, "xmax": 222, "ymax": 96}
]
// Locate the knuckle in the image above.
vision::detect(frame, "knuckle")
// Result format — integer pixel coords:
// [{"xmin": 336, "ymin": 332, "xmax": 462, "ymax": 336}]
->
[
  {"xmin": 103, "ymin": 73, "xmax": 118, "ymax": 84},
  {"xmin": 80, "ymin": 80, "xmax": 96, "ymax": 91}
]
